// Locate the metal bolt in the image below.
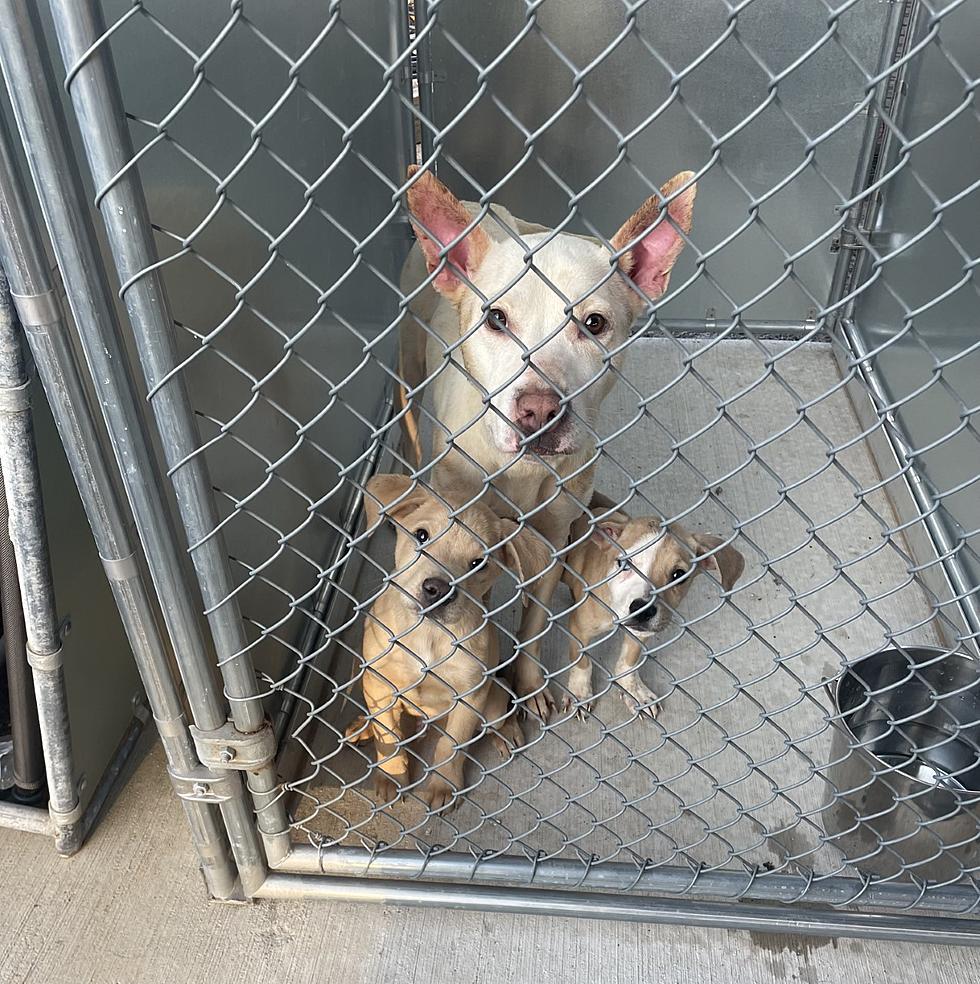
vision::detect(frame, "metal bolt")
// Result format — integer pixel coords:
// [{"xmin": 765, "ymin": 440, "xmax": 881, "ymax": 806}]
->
[
  {"xmin": 192, "ymin": 782, "xmax": 209, "ymax": 796},
  {"xmin": 219, "ymin": 747, "xmax": 236, "ymax": 764}
]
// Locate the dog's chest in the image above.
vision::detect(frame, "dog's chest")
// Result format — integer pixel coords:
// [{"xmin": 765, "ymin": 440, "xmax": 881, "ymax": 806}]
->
[{"xmin": 389, "ymin": 621, "xmax": 494, "ymax": 712}]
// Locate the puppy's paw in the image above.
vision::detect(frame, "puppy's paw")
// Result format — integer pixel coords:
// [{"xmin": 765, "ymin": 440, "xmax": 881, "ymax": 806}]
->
[
  {"xmin": 560, "ymin": 669, "xmax": 595, "ymax": 721},
  {"xmin": 559, "ymin": 693, "xmax": 593, "ymax": 721},
  {"xmin": 489, "ymin": 716, "xmax": 525, "ymax": 758},
  {"xmin": 419, "ymin": 775, "xmax": 458, "ymax": 813},
  {"xmin": 620, "ymin": 679, "xmax": 661, "ymax": 721},
  {"xmin": 519, "ymin": 685, "xmax": 555, "ymax": 723},
  {"xmin": 345, "ymin": 714, "xmax": 373, "ymax": 745},
  {"xmin": 373, "ymin": 769, "xmax": 409, "ymax": 805}
]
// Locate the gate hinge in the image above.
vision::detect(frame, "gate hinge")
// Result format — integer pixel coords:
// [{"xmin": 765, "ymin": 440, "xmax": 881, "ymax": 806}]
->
[
  {"xmin": 189, "ymin": 719, "xmax": 277, "ymax": 771},
  {"xmin": 168, "ymin": 765, "xmax": 238, "ymax": 803}
]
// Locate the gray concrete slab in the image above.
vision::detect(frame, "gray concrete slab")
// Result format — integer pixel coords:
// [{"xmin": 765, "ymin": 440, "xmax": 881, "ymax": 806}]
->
[
  {"xmin": 1, "ymin": 739, "xmax": 979, "ymax": 984},
  {"xmin": 289, "ymin": 338, "xmax": 960, "ymax": 884}
]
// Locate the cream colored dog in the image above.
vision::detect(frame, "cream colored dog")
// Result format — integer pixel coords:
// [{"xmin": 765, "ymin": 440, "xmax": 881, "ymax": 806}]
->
[
  {"xmin": 561, "ymin": 511, "xmax": 744, "ymax": 718},
  {"xmin": 397, "ymin": 166, "xmax": 698, "ymax": 719},
  {"xmin": 353, "ymin": 473, "xmax": 549, "ymax": 811}
]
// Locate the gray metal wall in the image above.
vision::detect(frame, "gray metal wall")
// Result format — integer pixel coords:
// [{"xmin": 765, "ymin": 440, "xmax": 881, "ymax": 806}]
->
[
  {"xmin": 427, "ymin": 0, "xmax": 891, "ymax": 326},
  {"xmin": 847, "ymin": 1, "xmax": 980, "ymax": 592}
]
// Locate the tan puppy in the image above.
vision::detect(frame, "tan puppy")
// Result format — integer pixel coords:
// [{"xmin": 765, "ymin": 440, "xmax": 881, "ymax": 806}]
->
[
  {"xmin": 398, "ymin": 167, "xmax": 698, "ymax": 718},
  {"xmin": 354, "ymin": 473, "xmax": 549, "ymax": 811},
  {"xmin": 561, "ymin": 512, "xmax": 745, "ymax": 718}
]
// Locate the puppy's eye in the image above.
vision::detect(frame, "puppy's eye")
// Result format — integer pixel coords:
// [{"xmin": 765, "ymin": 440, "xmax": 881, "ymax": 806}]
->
[
  {"xmin": 469, "ymin": 557, "xmax": 484, "ymax": 570},
  {"xmin": 670, "ymin": 567, "xmax": 687, "ymax": 581},
  {"xmin": 414, "ymin": 529, "xmax": 429, "ymax": 544},
  {"xmin": 583, "ymin": 313, "xmax": 608, "ymax": 335},
  {"xmin": 486, "ymin": 308, "xmax": 508, "ymax": 332}
]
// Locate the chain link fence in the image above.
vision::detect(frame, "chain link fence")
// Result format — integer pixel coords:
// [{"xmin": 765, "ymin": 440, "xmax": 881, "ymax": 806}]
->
[{"xmin": 2, "ymin": 0, "xmax": 980, "ymax": 942}]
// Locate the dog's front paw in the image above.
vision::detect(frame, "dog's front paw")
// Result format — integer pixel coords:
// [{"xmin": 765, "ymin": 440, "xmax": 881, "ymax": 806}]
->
[
  {"xmin": 516, "ymin": 671, "xmax": 555, "ymax": 722},
  {"xmin": 619, "ymin": 676, "xmax": 661, "ymax": 721},
  {"xmin": 419, "ymin": 775, "xmax": 458, "ymax": 813},
  {"xmin": 559, "ymin": 667, "xmax": 595, "ymax": 721},
  {"xmin": 559, "ymin": 693, "xmax": 593, "ymax": 721},
  {"xmin": 373, "ymin": 769, "xmax": 409, "ymax": 805},
  {"xmin": 345, "ymin": 714, "xmax": 373, "ymax": 745},
  {"xmin": 488, "ymin": 716, "xmax": 525, "ymax": 758}
]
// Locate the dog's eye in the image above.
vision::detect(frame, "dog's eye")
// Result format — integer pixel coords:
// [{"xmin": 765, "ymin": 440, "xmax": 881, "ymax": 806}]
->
[
  {"xmin": 486, "ymin": 308, "xmax": 508, "ymax": 332},
  {"xmin": 469, "ymin": 557, "xmax": 484, "ymax": 570},
  {"xmin": 583, "ymin": 313, "xmax": 608, "ymax": 335},
  {"xmin": 670, "ymin": 567, "xmax": 687, "ymax": 581},
  {"xmin": 414, "ymin": 529, "xmax": 429, "ymax": 544}
]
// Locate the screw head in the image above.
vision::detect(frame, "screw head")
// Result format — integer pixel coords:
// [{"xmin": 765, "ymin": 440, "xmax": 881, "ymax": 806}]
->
[
  {"xmin": 192, "ymin": 782, "xmax": 209, "ymax": 796},
  {"xmin": 219, "ymin": 747, "xmax": 236, "ymax": 764}
]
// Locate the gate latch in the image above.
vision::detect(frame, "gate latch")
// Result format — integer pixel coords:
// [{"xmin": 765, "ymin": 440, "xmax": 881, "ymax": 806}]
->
[{"xmin": 189, "ymin": 719, "xmax": 277, "ymax": 771}]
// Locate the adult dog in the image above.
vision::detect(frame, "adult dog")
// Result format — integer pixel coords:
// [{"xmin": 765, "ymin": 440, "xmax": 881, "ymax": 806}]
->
[{"xmin": 397, "ymin": 165, "xmax": 697, "ymax": 719}]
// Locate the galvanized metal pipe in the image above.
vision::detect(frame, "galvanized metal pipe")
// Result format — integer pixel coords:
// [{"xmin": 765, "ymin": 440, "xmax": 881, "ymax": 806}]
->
[
  {"xmin": 0, "ymin": 0, "xmax": 269, "ymax": 888},
  {"xmin": 255, "ymin": 873, "xmax": 980, "ymax": 946},
  {"xmin": 282, "ymin": 844, "xmax": 980, "ymax": 914},
  {"xmin": 0, "ymin": 456, "xmax": 44, "ymax": 797},
  {"xmin": 0, "ymin": 798, "xmax": 51, "ymax": 835},
  {"xmin": 0, "ymin": 268, "xmax": 77, "ymax": 848},
  {"xmin": 44, "ymin": 0, "xmax": 289, "ymax": 860}
]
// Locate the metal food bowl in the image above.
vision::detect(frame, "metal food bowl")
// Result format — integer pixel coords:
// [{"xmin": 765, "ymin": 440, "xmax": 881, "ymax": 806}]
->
[{"xmin": 822, "ymin": 646, "xmax": 980, "ymax": 881}]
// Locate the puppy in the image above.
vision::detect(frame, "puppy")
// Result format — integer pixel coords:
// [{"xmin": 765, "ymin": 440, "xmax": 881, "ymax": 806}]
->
[
  {"xmin": 353, "ymin": 473, "xmax": 549, "ymax": 811},
  {"xmin": 398, "ymin": 167, "xmax": 698, "ymax": 718},
  {"xmin": 560, "ymin": 511, "xmax": 744, "ymax": 718}
]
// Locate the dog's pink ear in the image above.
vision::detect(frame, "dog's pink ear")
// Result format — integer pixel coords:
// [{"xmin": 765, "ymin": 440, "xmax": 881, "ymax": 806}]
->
[
  {"xmin": 611, "ymin": 171, "xmax": 696, "ymax": 309},
  {"xmin": 406, "ymin": 165, "xmax": 490, "ymax": 300},
  {"xmin": 690, "ymin": 533, "xmax": 744, "ymax": 592}
]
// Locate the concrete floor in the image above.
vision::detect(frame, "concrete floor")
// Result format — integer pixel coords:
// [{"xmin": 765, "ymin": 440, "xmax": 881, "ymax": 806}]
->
[
  {"xmin": 4, "ymin": 337, "xmax": 980, "ymax": 983},
  {"xmin": 287, "ymin": 338, "xmax": 962, "ymax": 883},
  {"xmin": 2, "ymin": 738, "xmax": 980, "ymax": 984}
]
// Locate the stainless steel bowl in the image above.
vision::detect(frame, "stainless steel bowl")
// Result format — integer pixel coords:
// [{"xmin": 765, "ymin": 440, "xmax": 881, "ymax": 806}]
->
[{"xmin": 822, "ymin": 646, "xmax": 980, "ymax": 881}]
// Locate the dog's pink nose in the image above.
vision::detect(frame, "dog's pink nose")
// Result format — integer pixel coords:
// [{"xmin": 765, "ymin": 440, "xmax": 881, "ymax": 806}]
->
[{"xmin": 516, "ymin": 390, "xmax": 561, "ymax": 434}]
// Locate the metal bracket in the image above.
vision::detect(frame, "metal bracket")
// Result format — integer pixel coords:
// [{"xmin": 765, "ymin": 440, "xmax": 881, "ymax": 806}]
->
[
  {"xmin": 168, "ymin": 765, "xmax": 237, "ymax": 804},
  {"xmin": 0, "ymin": 378, "xmax": 30, "ymax": 412},
  {"xmin": 189, "ymin": 719, "xmax": 277, "ymax": 771}
]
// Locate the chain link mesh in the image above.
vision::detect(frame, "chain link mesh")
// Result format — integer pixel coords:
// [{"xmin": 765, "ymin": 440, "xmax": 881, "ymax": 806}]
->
[{"xmin": 59, "ymin": 0, "xmax": 980, "ymax": 908}]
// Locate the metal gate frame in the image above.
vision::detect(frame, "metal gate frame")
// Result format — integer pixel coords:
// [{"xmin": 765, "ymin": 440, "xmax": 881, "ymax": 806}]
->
[
  {"xmin": 1, "ymin": 0, "xmax": 979, "ymax": 944},
  {"xmin": 0, "ymin": 182, "xmax": 146, "ymax": 853}
]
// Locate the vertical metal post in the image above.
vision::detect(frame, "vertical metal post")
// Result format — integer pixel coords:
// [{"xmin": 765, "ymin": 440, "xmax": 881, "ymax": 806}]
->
[
  {"xmin": 0, "ymin": 0, "xmax": 275, "ymax": 889},
  {"xmin": 0, "ymin": 269, "xmax": 78, "ymax": 850},
  {"xmin": 0, "ymin": 457, "xmax": 44, "ymax": 802},
  {"xmin": 413, "ymin": 0, "xmax": 437, "ymax": 166},
  {"xmin": 42, "ymin": 0, "xmax": 290, "ymax": 864},
  {"xmin": 0, "ymin": 114, "xmax": 240, "ymax": 894}
]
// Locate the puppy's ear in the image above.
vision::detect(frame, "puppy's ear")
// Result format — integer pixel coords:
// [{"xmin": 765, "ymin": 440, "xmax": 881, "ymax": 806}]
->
[
  {"xmin": 589, "ymin": 518, "xmax": 627, "ymax": 550},
  {"xmin": 406, "ymin": 165, "xmax": 490, "ymax": 301},
  {"xmin": 363, "ymin": 474, "xmax": 427, "ymax": 533},
  {"xmin": 611, "ymin": 170, "xmax": 697, "ymax": 310},
  {"xmin": 497, "ymin": 520, "xmax": 552, "ymax": 590},
  {"xmin": 690, "ymin": 533, "xmax": 744, "ymax": 592}
]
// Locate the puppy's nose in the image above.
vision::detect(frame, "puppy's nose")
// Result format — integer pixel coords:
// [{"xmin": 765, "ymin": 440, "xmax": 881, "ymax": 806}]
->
[
  {"xmin": 421, "ymin": 577, "xmax": 453, "ymax": 605},
  {"xmin": 629, "ymin": 597, "xmax": 657, "ymax": 618},
  {"xmin": 515, "ymin": 390, "xmax": 561, "ymax": 434}
]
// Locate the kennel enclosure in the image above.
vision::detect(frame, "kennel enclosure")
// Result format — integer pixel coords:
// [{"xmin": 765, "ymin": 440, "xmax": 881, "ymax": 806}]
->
[{"xmin": 1, "ymin": 0, "xmax": 979, "ymax": 943}]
